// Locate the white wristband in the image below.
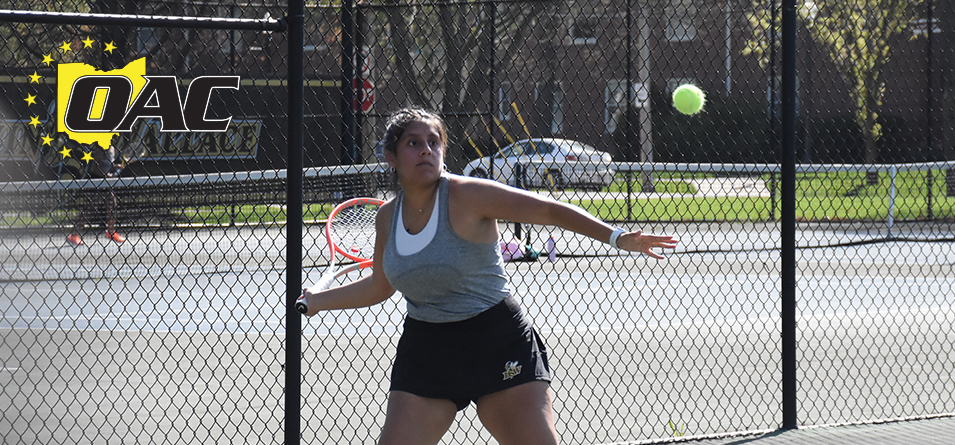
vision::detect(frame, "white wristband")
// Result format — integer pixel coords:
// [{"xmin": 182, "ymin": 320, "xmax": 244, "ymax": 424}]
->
[{"xmin": 608, "ymin": 228, "xmax": 626, "ymax": 249}]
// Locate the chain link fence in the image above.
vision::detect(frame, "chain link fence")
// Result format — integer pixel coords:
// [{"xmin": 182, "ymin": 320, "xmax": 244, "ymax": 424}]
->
[{"xmin": 2, "ymin": 1, "xmax": 954, "ymax": 444}]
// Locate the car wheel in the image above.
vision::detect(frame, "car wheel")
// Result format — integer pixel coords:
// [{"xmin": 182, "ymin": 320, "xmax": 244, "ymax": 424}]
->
[{"xmin": 469, "ymin": 169, "xmax": 488, "ymax": 179}]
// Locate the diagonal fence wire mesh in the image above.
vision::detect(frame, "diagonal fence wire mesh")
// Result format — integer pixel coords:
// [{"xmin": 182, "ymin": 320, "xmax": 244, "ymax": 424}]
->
[
  {"xmin": 1, "ymin": 4, "xmax": 295, "ymax": 444},
  {"xmin": 2, "ymin": 1, "xmax": 955, "ymax": 444}
]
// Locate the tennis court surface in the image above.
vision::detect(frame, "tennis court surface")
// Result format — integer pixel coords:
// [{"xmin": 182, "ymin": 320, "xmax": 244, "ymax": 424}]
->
[{"xmin": 4, "ymin": 219, "xmax": 953, "ymax": 444}]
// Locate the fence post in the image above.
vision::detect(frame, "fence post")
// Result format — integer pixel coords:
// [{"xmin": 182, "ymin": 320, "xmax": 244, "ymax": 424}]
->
[
  {"xmin": 285, "ymin": 1, "xmax": 305, "ymax": 444},
  {"xmin": 926, "ymin": 0, "xmax": 935, "ymax": 219},
  {"xmin": 780, "ymin": 0, "xmax": 799, "ymax": 430},
  {"xmin": 340, "ymin": 0, "xmax": 357, "ymax": 164}
]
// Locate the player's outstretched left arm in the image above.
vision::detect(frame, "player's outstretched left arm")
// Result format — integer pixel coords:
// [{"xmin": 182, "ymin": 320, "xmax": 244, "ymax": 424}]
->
[{"xmin": 458, "ymin": 175, "xmax": 678, "ymax": 258}]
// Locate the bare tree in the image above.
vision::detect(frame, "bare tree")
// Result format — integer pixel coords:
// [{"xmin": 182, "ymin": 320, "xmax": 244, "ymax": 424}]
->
[{"xmin": 379, "ymin": 0, "xmax": 544, "ymax": 170}]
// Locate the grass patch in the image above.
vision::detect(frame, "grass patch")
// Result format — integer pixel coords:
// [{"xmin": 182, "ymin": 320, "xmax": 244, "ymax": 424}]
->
[
  {"xmin": 574, "ymin": 193, "xmax": 955, "ymax": 223},
  {"xmin": 585, "ymin": 169, "xmax": 955, "ymax": 222},
  {"xmin": 165, "ymin": 202, "xmax": 336, "ymax": 226},
  {"xmin": 576, "ymin": 196, "xmax": 775, "ymax": 222},
  {"xmin": 4, "ymin": 170, "xmax": 954, "ymax": 228}
]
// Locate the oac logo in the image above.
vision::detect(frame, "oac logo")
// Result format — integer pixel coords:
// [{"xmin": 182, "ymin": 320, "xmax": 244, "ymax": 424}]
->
[{"xmin": 57, "ymin": 57, "xmax": 239, "ymax": 151}]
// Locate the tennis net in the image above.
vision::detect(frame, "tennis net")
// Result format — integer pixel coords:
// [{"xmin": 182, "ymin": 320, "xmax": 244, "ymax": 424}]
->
[{"xmin": 496, "ymin": 160, "xmax": 955, "ymax": 258}]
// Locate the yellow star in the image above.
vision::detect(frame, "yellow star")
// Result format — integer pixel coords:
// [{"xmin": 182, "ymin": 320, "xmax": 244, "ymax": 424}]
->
[
  {"xmin": 28, "ymin": 116, "xmax": 41, "ymax": 128},
  {"xmin": 59, "ymin": 147, "xmax": 72, "ymax": 159},
  {"xmin": 81, "ymin": 151, "xmax": 94, "ymax": 163},
  {"xmin": 23, "ymin": 94, "xmax": 37, "ymax": 106},
  {"xmin": 82, "ymin": 36, "xmax": 95, "ymax": 48},
  {"xmin": 41, "ymin": 134, "xmax": 54, "ymax": 146},
  {"xmin": 59, "ymin": 41, "xmax": 72, "ymax": 52},
  {"xmin": 41, "ymin": 54, "xmax": 54, "ymax": 66},
  {"xmin": 104, "ymin": 41, "xmax": 117, "ymax": 54},
  {"xmin": 29, "ymin": 71, "xmax": 42, "ymax": 83}
]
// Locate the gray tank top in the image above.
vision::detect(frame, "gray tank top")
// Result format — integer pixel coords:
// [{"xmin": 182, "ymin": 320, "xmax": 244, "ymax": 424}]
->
[{"xmin": 383, "ymin": 176, "xmax": 511, "ymax": 322}]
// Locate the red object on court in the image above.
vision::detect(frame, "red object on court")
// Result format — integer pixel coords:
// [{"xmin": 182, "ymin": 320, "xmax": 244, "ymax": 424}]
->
[
  {"xmin": 67, "ymin": 234, "xmax": 84, "ymax": 246},
  {"xmin": 352, "ymin": 78, "xmax": 375, "ymax": 113}
]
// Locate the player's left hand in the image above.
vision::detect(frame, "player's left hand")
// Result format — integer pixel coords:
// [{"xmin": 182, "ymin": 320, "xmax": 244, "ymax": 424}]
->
[{"xmin": 617, "ymin": 230, "xmax": 678, "ymax": 259}]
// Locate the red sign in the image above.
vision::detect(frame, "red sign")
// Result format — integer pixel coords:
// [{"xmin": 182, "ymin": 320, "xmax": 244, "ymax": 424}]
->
[{"xmin": 352, "ymin": 78, "xmax": 375, "ymax": 113}]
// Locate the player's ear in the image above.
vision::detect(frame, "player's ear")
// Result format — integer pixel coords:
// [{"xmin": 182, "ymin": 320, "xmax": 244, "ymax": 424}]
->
[{"xmin": 383, "ymin": 149, "xmax": 396, "ymax": 168}]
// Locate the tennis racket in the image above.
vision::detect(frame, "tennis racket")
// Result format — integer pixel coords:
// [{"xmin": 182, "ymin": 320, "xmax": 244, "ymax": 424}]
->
[{"xmin": 296, "ymin": 197, "xmax": 383, "ymax": 314}]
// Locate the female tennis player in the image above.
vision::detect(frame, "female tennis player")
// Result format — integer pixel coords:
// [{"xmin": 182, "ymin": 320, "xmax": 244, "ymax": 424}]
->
[{"xmin": 299, "ymin": 107, "xmax": 678, "ymax": 444}]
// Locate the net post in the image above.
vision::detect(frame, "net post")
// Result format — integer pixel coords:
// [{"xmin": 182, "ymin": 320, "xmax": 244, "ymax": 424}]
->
[
  {"xmin": 625, "ymin": 169, "xmax": 633, "ymax": 221},
  {"xmin": 888, "ymin": 166, "xmax": 897, "ymax": 237},
  {"xmin": 769, "ymin": 172, "xmax": 777, "ymax": 221},
  {"xmin": 285, "ymin": 2, "xmax": 305, "ymax": 445},
  {"xmin": 514, "ymin": 163, "xmax": 524, "ymax": 239}
]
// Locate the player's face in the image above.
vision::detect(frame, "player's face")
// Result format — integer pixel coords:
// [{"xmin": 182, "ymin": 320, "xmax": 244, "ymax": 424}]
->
[{"xmin": 387, "ymin": 119, "xmax": 445, "ymax": 183}]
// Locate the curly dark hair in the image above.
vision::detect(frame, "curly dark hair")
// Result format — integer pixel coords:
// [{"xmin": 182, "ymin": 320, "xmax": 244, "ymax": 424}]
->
[{"xmin": 381, "ymin": 107, "xmax": 448, "ymax": 155}]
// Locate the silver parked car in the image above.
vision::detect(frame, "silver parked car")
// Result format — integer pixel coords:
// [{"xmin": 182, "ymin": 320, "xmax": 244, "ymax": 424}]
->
[{"xmin": 463, "ymin": 138, "xmax": 615, "ymax": 190}]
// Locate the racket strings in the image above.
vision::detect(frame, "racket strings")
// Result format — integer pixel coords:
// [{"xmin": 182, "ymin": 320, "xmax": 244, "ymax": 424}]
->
[{"xmin": 328, "ymin": 204, "xmax": 379, "ymax": 260}]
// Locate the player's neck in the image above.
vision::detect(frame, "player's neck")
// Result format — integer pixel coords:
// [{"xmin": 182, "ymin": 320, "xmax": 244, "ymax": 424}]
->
[{"xmin": 401, "ymin": 180, "xmax": 440, "ymax": 214}]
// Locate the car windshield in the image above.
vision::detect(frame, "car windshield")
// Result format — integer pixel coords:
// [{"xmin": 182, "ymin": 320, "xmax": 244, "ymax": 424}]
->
[
  {"xmin": 499, "ymin": 140, "xmax": 582, "ymax": 158},
  {"xmin": 500, "ymin": 141, "xmax": 535, "ymax": 157},
  {"xmin": 530, "ymin": 141, "xmax": 553, "ymax": 155},
  {"xmin": 503, "ymin": 141, "xmax": 554, "ymax": 157}
]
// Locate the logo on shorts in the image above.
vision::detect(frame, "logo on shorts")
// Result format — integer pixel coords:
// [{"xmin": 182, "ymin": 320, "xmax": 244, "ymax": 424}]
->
[{"xmin": 502, "ymin": 361, "xmax": 522, "ymax": 381}]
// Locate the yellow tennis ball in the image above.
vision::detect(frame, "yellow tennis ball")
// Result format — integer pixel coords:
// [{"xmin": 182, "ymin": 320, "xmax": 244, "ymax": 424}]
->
[{"xmin": 672, "ymin": 84, "xmax": 705, "ymax": 115}]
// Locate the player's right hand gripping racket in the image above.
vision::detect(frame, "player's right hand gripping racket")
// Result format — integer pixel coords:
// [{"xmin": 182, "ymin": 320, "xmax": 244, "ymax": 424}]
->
[{"xmin": 296, "ymin": 197, "xmax": 383, "ymax": 314}]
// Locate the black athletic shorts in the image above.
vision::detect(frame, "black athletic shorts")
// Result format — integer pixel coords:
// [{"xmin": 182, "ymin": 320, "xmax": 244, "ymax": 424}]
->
[{"xmin": 389, "ymin": 296, "xmax": 552, "ymax": 411}]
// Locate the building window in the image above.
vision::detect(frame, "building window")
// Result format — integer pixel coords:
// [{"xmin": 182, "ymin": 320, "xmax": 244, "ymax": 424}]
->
[
  {"xmin": 535, "ymin": 81, "xmax": 564, "ymax": 135},
  {"xmin": 665, "ymin": 1, "xmax": 697, "ymax": 42},
  {"xmin": 605, "ymin": 80, "xmax": 647, "ymax": 134},
  {"xmin": 570, "ymin": 16, "xmax": 598, "ymax": 44},
  {"xmin": 498, "ymin": 81, "xmax": 512, "ymax": 121},
  {"xmin": 911, "ymin": 18, "xmax": 940, "ymax": 37}
]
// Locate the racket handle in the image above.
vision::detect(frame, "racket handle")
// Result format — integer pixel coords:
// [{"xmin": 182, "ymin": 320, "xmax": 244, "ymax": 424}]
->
[
  {"xmin": 296, "ymin": 272, "xmax": 338, "ymax": 314},
  {"xmin": 295, "ymin": 298, "xmax": 309, "ymax": 314},
  {"xmin": 313, "ymin": 272, "xmax": 337, "ymax": 292}
]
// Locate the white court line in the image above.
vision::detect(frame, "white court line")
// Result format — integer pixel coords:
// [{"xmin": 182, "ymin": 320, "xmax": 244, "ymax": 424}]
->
[
  {"xmin": 586, "ymin": 428, "xmax": 778, "ymax": 445},
  {"xmin": 537, "ymin": 313, "xmax": 782, "ymax": 336},
  {"xmin": 0, "ymin": 324, "xmax": 284, "ymax": 337},
  {"xmin": 0, "ymin": 311, "xmax": 283, "ymax": 333}
]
